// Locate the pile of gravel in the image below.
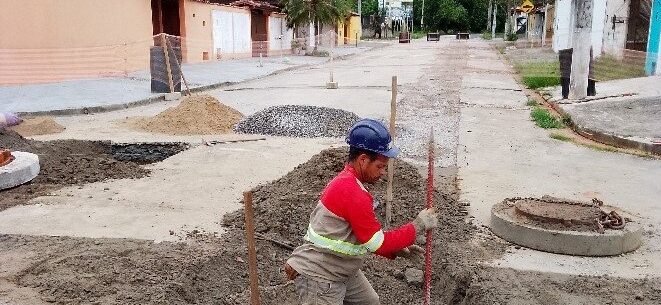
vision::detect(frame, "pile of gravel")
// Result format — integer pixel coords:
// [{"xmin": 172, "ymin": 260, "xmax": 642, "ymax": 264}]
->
[{"xmin": 234, "ymin": 105, "xmax": 360, "ymax": 138}]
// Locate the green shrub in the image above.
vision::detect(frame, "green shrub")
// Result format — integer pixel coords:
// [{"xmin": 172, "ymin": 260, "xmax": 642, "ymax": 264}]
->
[
  {"xmin": 522, "ymin": 76, "xmax": 561, "ymax": 89},
  {"xmin": 530, "ymin": 107, "xmax": 563, "ymax": 129},
  {"xmin": 505, "ymin": 32, "xmax": 518, "ymax": 41},
  {"xmin": 481, "ymin": 31, "xmax": 493, "ymax": 40},
  {"xmin": 411, "ymin": 31, "xmax": 427, "ymax": 39}
]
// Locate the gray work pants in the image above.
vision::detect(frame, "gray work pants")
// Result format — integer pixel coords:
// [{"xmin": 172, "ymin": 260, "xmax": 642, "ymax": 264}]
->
[{"xmin": 293, "ymin": 270, "xmax": 380, "ymax": 305}]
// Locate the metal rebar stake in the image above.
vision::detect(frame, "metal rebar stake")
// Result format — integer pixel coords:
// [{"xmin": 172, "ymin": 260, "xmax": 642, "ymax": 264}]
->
[{"xmin": 424, "ymin": 128, "xmax": 434, "ymax": 305}]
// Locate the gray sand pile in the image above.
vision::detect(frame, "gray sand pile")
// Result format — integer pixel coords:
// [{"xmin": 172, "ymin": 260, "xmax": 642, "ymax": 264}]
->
[
  {"xmin": 129, "ymin": 95, "xmax": 243, "ymax": 135},
  {"xmin": 234, "ymin": 105, "xmax": 360, "ymax": 137},
  {"xmin": 9, "ymin": 117, "xmax": 65, "ymax": 136}
]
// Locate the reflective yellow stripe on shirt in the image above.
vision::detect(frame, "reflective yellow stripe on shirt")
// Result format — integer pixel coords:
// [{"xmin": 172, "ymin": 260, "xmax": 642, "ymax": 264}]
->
[{"xmin": 304, "ymin": 225, "xmax": 384, "ymax": 256}]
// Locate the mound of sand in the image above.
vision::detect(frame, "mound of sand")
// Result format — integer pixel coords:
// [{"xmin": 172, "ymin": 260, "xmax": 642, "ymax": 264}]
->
[
  {"xmin": 9, "ymin": 116, "xmax": 65, "ymax": 136},
  {"xmin": 130, "ymin": 95, "xmax": 243, "ymax": 135}
]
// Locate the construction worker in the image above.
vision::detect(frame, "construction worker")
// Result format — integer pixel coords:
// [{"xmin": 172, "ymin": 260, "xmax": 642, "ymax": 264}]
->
[{"xmin": 284, "ymin": 118, "xmax": 439, "ymax": 305}]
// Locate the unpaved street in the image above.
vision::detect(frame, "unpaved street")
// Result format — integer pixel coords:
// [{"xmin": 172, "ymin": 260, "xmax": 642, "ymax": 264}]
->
[{"xmin": 1, "ymin": 37, "xmax": 660, "ymax": 304}]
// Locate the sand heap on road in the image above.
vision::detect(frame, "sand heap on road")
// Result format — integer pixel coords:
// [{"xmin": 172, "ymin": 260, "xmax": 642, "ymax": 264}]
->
[
  {"xmin": 9, "ymin": 116, "xmax": 65, "ymax": 137},
  {"xmin": 130, "ymin": 94, "xmax": 243, "ymax": 135},
  {"xmin": 234, "ymin": 105, "xmax": 360, "ymax": 138}
]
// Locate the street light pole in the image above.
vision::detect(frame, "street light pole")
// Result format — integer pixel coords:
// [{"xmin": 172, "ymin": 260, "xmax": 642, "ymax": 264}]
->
[{"xmin": 421, "ymin": 0, "xmax": 425, "ymax": 29}]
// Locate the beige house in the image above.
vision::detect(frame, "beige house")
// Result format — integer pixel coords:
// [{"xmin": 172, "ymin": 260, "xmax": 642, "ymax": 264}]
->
[{"xmin": 0, "ymin": 0, "xmax": 291, "ymax": 85}]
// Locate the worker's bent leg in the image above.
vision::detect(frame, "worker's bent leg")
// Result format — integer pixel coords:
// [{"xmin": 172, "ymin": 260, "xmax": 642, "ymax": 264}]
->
[
  {"xmin": 343, "ymin": 270, "xmax": 379, "ymax": 305},
  {"xmin": 294, "ymin": 275, "xmax": 346, "ymax": 305}
]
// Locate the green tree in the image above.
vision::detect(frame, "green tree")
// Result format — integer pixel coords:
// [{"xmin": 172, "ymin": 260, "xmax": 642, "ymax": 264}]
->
[
  {"xmin": 282, "ymin": 0, "xmax": 353, "ymax": 49},
  {"xmin": 412, "ymin": 0, "xmax": 467, "ymax": 32},
  {"xmin": 361, "ymin": 0, "xmax": 379, "ymax": 17},
  {"xmin": 411, "ymin": 0, "xmax": 516, "ymax": 34}
]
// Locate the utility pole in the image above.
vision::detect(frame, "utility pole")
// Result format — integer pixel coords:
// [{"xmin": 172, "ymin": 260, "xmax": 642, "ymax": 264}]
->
[
  {"xmin": 542, "ymin": 2, "xmax": 549, "ymax": 46},
  {"xmin": 487, "ymin": 0, "xmax": 493, "ymax": 31},
  {"xmin": 421, "ymin": 0, "xmax": 425, "ymax": 29},
  {"xmin": 569, "ymin": 0, "xmax": 593, "ymax": 99},
  {"xmin": 358, "ymin": 0, "xmax": 362, "ymax": 38},
  {"xmin": 492, "ymin": 4, "xmax": 497, "ymax": 39}
]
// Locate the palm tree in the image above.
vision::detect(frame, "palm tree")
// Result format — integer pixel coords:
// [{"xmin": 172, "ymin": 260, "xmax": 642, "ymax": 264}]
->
[{"xmin": 282, "ymin": 0, "xmax": 353, "ymax": 50}]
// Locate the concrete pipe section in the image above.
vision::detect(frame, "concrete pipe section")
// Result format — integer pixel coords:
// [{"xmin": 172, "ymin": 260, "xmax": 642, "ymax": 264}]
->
[
  {"xmin": 490, "ymin": 196, "xmax": 642, "ymax": 256},
  {"xmin": 0, "ymin": 151, "xmax": 40, "ymax": 190}
]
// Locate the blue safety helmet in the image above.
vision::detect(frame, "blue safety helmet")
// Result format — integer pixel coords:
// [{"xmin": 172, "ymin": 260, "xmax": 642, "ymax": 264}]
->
[{"xmin": 346, "ymin": 119, "xmax": 400, "ymax": 158}]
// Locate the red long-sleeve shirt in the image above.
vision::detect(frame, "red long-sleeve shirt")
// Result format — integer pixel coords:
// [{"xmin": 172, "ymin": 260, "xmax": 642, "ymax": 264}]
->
[{"xmin": 320, "ymin": 164, "xmax": 417, "ymax": 258}]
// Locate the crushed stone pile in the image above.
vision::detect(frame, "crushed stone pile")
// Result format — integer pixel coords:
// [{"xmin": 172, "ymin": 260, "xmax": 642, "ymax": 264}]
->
[
  {"xmin": 130, "ymin": 94, "xmax": 243, "ymax": 135},
  {"xmin": 0, "ymin": 128, "xmax": 149, "ymax": 211},
  {"xmin": 9, "ymin": 116, "xmax": 65, "ymax": 136},
  {"xmin": 234, "ymin": 105, "xmax": 360, "ymax": 137}
]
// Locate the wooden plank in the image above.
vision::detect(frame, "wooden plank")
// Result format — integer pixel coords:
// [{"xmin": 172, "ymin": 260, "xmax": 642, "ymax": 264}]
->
[
  {"xmin": 243, "ymin": 191, "xmax": 261, "ymax": 305},
  {"xmin": 161, "ymin": 34, "xmax": 175, "ymax": 94}
]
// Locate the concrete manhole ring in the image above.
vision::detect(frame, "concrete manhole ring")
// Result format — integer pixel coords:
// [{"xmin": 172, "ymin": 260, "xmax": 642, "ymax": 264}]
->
[
  {"xmin": 0, "ymin": 151, "xmax": 40, "ymax": 190},
  {"xmin": 490, "ymin": 196, "xmax": 642, "ymax": 256}
]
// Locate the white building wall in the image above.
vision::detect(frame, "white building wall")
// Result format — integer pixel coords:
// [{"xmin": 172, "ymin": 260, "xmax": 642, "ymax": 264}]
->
[
  {"xmin": 553, "ymin": 0, "xmax": 608, "ymax": 56},
  {"xmin": 212, "ymin": 9, "xmax": 251, "ymax": 58},
  {"xmin": 592, "ymin": 0, "xmax": 608, "ymax": 57},
  {"xmin": 268, "ymin": 15, "xmax": 293, "ymax": 52},
  {"xmin": 602, "ymin": 0, "xmax": 630, "ymax": 58},
  {"xmin": 553, "ymin": 0, "xmax": 574, "ymax": 51}
]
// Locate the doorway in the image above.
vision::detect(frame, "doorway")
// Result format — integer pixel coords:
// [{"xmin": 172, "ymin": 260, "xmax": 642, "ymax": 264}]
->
[
  {"xmin": 251, "ymin": 10, "xmax": 269, "ymax": 57},
  {"xmin": 626, "ymin": 0, "xmax": 652, "ymax": 51}
]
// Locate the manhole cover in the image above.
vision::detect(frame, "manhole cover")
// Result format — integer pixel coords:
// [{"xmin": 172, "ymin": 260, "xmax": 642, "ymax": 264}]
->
[
  {"xmin": 490, "ymin": 196, "xmax": 642, "ymax": 256},
  {"xmin": 514, "ymin": 197, "xmax": 602, "ymax": 229}
]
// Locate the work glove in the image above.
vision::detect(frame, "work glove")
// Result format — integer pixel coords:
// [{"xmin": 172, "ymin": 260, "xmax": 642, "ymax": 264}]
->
[
  {"xmin": 394, "ymin": 244, "xmax": 425, "ymax": 261},
  {"xmin": 413, "ymin": 207, "xmax": 439, "ymax": 233}
]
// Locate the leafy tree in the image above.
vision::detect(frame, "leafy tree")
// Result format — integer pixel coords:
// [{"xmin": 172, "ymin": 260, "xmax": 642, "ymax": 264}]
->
[
  {"xmin": 282, "ymin": 0, "xmax": 353, "ymax": 48},
  {"xmin": 411, "ymin": 0, "xmax": 517, "ymax": 33},
  {"xmin": 360, "ymin": 0, "xmax": 379, "ymax": 17}
]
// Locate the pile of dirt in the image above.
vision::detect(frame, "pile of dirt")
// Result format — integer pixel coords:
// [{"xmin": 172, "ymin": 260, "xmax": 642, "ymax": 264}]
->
[
  {"xmin": 234, "ymin": 105, "xmax": 360, "ymax": 138},
  {"xmin": 9, "ymin": 116, "xmax": 65, "ymax": 136},
  {"xmin": 222, "ymin": 147, "xmax": 475, "ymax": 304},
  {"xmin": 129, "ymin": 94, "xmax": 243, "ymax": 135},
  {"xmin": 0, "ymin": 128, "xmax": 149, "ymax": 211},
  {"xmin": 4, "ymin": 147, "xmax": 471, "ymax": 304}
]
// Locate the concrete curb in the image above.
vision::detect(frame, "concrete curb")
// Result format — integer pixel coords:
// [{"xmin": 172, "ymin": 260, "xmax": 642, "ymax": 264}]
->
[
  {"xmin": 0, "ymin": 151, "xmax": 40, "ymax": 190},
  {"xmin": 15, "ymin": 46, "xmax": 384, "ymax": 117},
  {"xmin": 490, "ymin": 201, "xmax": 643, "ymax": 256},
  {"xmin": 540, "ymin": 93, "xmax": 661, "ymax": 156}
]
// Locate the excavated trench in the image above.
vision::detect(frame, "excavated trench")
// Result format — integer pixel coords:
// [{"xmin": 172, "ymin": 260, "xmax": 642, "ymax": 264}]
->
[
  {"xmin": 110, "ymin": 142, "xmax": 189, "ymax": 165},
  {"xmin": 0, "ymin": 128, "xmax": 188, "ymax": 211}
]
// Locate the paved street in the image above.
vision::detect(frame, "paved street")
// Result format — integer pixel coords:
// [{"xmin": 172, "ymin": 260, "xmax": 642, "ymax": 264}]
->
[{"xmin": 1, "ymin": 37, "xmax": 660, "ymax": 303}]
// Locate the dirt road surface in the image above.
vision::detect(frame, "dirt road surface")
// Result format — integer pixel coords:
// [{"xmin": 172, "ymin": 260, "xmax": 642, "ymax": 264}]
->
[{"xmin": 1, "ymin": 37, "xmax": 660, "ymax": 304}]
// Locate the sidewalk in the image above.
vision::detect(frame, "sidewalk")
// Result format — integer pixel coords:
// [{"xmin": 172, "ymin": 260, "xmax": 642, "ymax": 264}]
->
[
  {"xmin": 541, "ymin": 76, "xmax": 661, "ymax": 155},
  {"xmin": 458, "ymin": 39, "xmax": 661, "ymax": 279},
  {"xmin": 1, "ymin": 46, "xmax": 371, "ymax": 115}
]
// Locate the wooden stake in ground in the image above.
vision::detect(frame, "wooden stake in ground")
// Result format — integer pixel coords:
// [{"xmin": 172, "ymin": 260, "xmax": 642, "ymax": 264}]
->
[
  {"xmin": 385, "ymin": 76, "xmax": 397, "ymax": 226},
  {"xmin": 569, "ymin": 0, "xmax": 594, "ymax": 99},
  {"xmin": 161, "ymin": 33, "xmax": 175, "ymax": 93},
  {"xmin": 243, "ymin": 191, "xmax": 261, "ymax": 305}
]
